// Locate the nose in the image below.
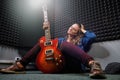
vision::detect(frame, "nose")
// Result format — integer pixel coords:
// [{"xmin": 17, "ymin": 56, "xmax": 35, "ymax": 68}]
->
[{"xmin": 69, "ymin": 27, "xmax": 72, "ymax": 30}]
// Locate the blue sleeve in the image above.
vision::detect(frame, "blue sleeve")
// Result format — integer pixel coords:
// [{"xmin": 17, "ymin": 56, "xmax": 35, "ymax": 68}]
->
[
  {"xmin": 81, "ymin": 30, "xmax": 96, "ymax": 52},
  {"xmin": 58, "ymin": 38, "xmax": 65, "ymax": 49}
]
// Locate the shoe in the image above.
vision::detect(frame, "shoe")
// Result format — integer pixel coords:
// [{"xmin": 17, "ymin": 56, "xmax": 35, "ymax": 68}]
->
[
  {"xmin": 89, "ymin": 61, "xmax": 106, "ymax": 79},
  {"xmin": 0, "ymin": 61, "xmax": 25, "ymax": 74}
]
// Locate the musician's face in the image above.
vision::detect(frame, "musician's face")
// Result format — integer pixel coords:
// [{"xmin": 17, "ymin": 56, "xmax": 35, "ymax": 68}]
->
[{"xmin": 67, "ymin": 24, "xmax": 80, "ymax": 36}]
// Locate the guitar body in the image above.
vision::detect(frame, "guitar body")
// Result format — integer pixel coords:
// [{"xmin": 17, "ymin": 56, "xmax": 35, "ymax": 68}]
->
[{"xmin": 36, "ymin": 36, "xmax": 65, "ymax": 73}]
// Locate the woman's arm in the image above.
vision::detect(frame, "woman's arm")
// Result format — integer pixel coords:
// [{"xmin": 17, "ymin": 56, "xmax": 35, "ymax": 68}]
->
[{"xmin": 80, "ymin": 24, "xmax": 96, "ymax": 52}]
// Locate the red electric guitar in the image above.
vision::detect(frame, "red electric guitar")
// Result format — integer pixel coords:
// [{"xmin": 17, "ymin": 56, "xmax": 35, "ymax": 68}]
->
[{"xmin": 36, "ymin": 4, "xmax": 65, "ymax": 73}]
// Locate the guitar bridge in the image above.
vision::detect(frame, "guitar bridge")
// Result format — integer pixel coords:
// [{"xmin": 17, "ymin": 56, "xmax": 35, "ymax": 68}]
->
[{"xmin": 45, "ymin": 57, "xmax": 54, "ymax": 61}]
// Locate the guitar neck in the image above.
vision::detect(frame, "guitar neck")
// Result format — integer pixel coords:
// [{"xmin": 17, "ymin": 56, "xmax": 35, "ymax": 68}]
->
[
  {"xmin": 45, "ymin": 28, "xmax": 51, "ymax": 41},
  {"xmin": 43, "ymin": 5, "xmax": 51, "ymax": 42}
]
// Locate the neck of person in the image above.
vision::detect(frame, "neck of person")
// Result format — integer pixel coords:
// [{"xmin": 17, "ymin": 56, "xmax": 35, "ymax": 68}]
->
[{"xmin": 67, "ymin": 34, "xmax": 76, "ymax": 43}]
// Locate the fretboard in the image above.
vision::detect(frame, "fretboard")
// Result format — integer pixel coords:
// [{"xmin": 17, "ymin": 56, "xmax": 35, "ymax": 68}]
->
[{"xmin": 43, "ymin": 4, "xmax": 51, "ymax": 42}]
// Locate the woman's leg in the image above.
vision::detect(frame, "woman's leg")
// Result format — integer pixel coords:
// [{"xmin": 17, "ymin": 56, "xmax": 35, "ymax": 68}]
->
[
  {"xmin": 0, "ymin": 42, "xmax": 41, "ymax": 73},
  {"xmin": 20, "ymin": 42, "xmax": 41, "ymax": 67},
  {"xmin": 60, "ymin": 41, "xmax": 93, "ymax": 67},
  {"xmin": 60, "ymin": 41, "xmax": 106, "ymax": 79}
]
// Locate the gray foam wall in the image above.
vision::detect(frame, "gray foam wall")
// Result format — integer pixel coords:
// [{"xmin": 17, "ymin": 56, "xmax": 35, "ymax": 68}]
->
[{"xmin": 88, "ymin": 40, "xmax": 120, "ymax": 70}]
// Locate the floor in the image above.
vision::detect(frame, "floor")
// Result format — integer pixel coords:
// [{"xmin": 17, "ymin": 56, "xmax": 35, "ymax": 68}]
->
[{"xmin": 0, "ymin": 71, "xmax": 120, "ymax": 80}]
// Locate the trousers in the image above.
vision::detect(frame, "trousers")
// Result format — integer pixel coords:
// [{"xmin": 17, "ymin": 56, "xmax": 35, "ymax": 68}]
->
[{"xmin": 20, "ymin": 41, "xmax": 93, "ymax": 72}]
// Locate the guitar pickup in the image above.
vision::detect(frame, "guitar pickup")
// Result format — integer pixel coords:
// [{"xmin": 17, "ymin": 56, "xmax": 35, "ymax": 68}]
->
[
  {"xmin": 44, "ymin": 41, "xmax": 52, "ymax": 46},
  {"xmin": 45, "ymin": 49, "xmax": 53, "ymax": 57}
]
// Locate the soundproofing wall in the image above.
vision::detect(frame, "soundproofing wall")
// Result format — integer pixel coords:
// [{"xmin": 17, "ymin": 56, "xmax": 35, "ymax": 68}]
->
[
  {"xmin": 54, "ymin": 0, "xmax": 120, "ymax": 42},
  {"xmin": 0, "ymin": 0, "xmax": 120, "ymax": 48},
  {"xmin": 0, "ymin": 0, "xmax": 22, "ymax": 47},
  {"xmin": 0, "ymin": 0, "xmax": 55, "ymax": 47}
]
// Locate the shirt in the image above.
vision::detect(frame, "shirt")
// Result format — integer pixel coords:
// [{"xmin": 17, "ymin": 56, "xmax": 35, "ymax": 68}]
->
[{"xmin": 58, "ymin": 30, "xmax": 96, "ymax": 52}]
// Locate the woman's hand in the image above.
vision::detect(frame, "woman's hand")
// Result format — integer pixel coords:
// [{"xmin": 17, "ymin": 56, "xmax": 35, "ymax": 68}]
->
[
  {"xmin": 80, "ymin": 24, "xmax": 87, "ymax": 33},
  {"xmin": 43, "ymin": 21, "xmax": 50, "ymax": 30}
]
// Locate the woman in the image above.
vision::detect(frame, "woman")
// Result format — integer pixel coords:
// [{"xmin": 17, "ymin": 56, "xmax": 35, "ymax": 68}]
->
[{"xmin": 0, "ymin": 22, "xmax": 106, "ymax": 79}]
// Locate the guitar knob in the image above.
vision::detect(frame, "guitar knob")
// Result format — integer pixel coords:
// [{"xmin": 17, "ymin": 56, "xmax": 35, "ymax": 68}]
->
[
  {"xmin": 59, "ymin": 60, "xmax": 62, "ymax": 63},
  {"xmin": 59, "ymin": 55, "xmax": 61, "ymax": 57},
  {"xmin": 55, "ymin": 58, "xmax": 58, "ymax": 60},
  {"xmin": 56, "ymin": 63, "xmax": 59, "ymax": 66}
]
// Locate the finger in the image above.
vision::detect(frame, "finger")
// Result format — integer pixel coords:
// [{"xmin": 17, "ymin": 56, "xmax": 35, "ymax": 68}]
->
[{"xmin": 80, "ymin": 24, "xmax": 84, "ymax": 29}]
